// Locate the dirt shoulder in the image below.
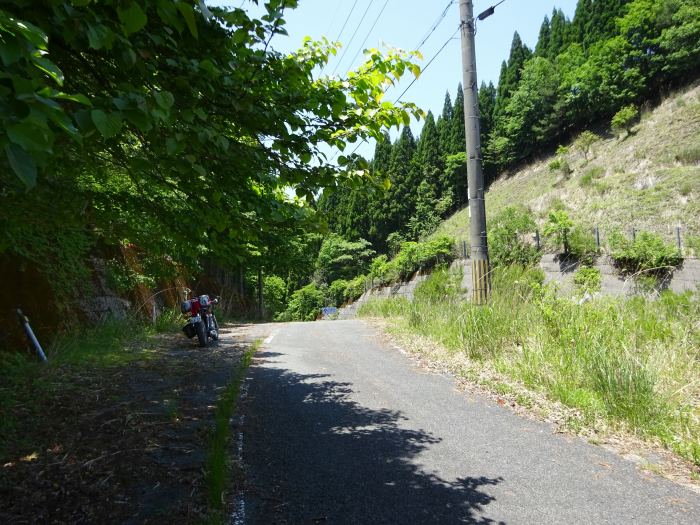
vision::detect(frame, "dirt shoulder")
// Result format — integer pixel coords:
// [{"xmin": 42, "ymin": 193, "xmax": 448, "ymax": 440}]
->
[{"xmin": 0, "ymin": 323, "xmax": 267, "ymax": 524}]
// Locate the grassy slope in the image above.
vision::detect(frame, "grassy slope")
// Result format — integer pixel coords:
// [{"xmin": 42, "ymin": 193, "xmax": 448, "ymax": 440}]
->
[{"xmin": 435, "ymin": 83, "xmax": 700, "ymax": 247}]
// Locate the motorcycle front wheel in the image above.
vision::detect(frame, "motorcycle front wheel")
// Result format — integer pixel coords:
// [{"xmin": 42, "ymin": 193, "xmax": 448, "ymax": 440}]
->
[{"xmin": 196, "ymin": 319, "xmax": 207, "ymax": 347}]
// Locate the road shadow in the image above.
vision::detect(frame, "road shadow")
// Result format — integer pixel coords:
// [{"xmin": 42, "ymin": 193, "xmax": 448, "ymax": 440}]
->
[{"xmin": 241, "ymin": 352, "xmax": 504, "ymax": 524}]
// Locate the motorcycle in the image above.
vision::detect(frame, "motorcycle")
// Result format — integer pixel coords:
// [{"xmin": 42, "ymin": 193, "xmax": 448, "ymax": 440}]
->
[{"xmin": 181, "ymin": 294, "xmax": 220, "ymax": 347}]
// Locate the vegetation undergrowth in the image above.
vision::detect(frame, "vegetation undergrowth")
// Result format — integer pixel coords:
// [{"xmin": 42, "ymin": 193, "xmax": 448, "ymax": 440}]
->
[
  {"xmin": 358, "ymin": 266, "xmax": 700, "ymax": 466},
  {"xmin": 276, "ymin": 235, "xmax": 455, "ymax": 321},
  {"xmin": 0, "ymin": 315, "xmax": 165, "ymax": 460},
  {"xmin": 204, "ymin": 341, "xmax": 258, "ymax": 525}
]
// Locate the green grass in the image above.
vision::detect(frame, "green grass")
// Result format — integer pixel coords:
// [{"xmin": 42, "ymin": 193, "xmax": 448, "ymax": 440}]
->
[
  {"xmin": 204, "ymin": 340, "xmax": 258, "ymax": 524},
  {"xmin": 675, "ymin": 145, "xmax": 700, "ymax": 165},
  {"xmin": 580, "ymin": 167, "xmax": 605, "ymax": 188},
  {"xmin": 359, "ymin": 267, "xmax": 700, "ymax": 465}
]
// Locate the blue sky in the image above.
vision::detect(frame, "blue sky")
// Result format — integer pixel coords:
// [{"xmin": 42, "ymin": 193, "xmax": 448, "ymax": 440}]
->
[{"xmin": 209, "ymin": 0, "xmax": 579, "ymax": 157}]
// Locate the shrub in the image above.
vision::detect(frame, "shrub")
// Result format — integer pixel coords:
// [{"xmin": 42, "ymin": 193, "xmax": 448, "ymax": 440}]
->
[
  {"xmin": 390, "ymin": 235, "xmax": 455, "ymax": 280},
  {"xmin": 488, "ymin": 206, "xmax": 541, "ymax": 268},
  {"xmin": 315, "ymin": 234, "xmax": 375, "ymax": 284},
  {"xmin": 573, "ymin": 266, "xmax": 601, "ymax": 294},
  {"xmin": 263, "ymin": 275, "xmax": 287, "ymax": 318},
  {"xmin": 568, "ymin": 226, "xmax": 599, "ymax": 265},
  {"xmin": 573, "ymin": 130, "xmax": 599, "ymax": 161},
  {"xmin": 543, "ymin": 209, "xmax": 574, "ymax": 254},
  {"xmin": 611, "ymin": 104, "xmax": 638, "ymax": 136},
  {"xmin": 549, "ymin": 146, "xmax": 571, "ymax": 178},
  {"xmin": 386, "ymin": 232, "xmax": 406, "ymax": 257},
  {"xmin": 413, "ymin": 266, "xmax": 462, "ymax": 305},
  {"xmin": 344, "ymin": 275, "xmax": 367, "ymax": 302},
  {"xmin": 608, "ymin": 230, "xmax": 683, "ymax": 275},
  {"xmin": 276, "ymin": 283, "xmax": 324, "ymax": 322},
  {"xmin": 579, "ymin": 167, "xmax": 604, "ymax": 188},
  {"xmin": 369, "ymin": 255, "xmax": 393, "ymax": 284},
  {"xmin": 327, "ymin": 279, "xmax": 349, "ymax": 308}
]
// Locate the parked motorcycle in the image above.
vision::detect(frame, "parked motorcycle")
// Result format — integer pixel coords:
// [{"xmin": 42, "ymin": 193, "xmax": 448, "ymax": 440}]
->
[{"xmin": 181, "ymin": 294, "xmax": 220, "ymax": 347}]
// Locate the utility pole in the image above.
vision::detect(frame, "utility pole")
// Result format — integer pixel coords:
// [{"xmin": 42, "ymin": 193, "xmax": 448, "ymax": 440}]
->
[{"xmin": 459, "ymin": 0, "xmax": 490, "ymax": 304}]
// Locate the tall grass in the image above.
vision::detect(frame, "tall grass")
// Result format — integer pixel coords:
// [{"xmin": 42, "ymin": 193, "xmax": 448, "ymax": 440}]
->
[{"xmin": 359, "ymin": 266, "xmax": 700, "ymax": 465}]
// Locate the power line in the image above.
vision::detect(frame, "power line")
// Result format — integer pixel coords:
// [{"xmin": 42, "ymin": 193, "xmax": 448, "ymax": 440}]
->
[
  {"xmin": 344, "ymin": 0, "xmax": 391, "ymax": 73},
  {"xmin": 395, "ymin": 25, "xmax": 460, "ymax": 103},
  {"xmin": 333, "ymin": 0, "xmax": 359, "ymax": 43},
  {"xmin": 413, "ymin": 0, "xmax": 455, "ymax": 52},
  {"xmin": 332, "ymin": 1, "xmax": 373, "ymax": 75},
  {"xmin": 340, "ymin": 25, "xmax": 460, "ymax": 161},
  {"xmin": 320, "ymin": 0, "xmax": 359, "ymax": 75},
  {"xmin": 323, "ymin": 2, "xmax": 343, "ymax": 38}
]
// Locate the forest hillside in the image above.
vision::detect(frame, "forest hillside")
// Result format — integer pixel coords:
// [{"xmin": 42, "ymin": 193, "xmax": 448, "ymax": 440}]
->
[{"xmin": 435, "ymin": 82, "xmax": 700, "ymax": 250}]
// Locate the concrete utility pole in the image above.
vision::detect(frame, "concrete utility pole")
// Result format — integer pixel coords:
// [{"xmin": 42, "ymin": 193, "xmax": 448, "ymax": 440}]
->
[{"xmin": 459, "ymin": 0, "xmax": 491, "ymax": 304}]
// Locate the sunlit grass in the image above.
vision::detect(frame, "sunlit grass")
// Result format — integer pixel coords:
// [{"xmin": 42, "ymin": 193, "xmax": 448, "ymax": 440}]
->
[{"xmin": 359, "ymin": 266, "xmax": 700, "ymax": 465}]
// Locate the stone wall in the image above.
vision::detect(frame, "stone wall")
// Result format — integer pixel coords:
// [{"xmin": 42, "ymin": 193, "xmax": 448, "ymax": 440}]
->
[{"xmin": 338, "ymin": 255, "xmax": 700, "ymax": 319}]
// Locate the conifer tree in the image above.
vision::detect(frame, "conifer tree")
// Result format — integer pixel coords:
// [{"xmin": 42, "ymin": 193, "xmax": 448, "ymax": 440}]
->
[
  {"xmin": 493, "ymin": 33, "xmax": 533, "ymax": 121},
  {"xmin": 436, "ymin": 91, "xmax": 454, "ymax": 157},
  {"xmin": 448, "ymin": 85, "xmax": 466, "ymax": 155},
  {"xmin": 416, "ymin": 111, "xmax": 443, "ymax": 189},
  {"xmin": 369, "ymin": 127, "xmax": 418, "ymax": 248},
  {"xmin": 548, "ymin": 8, "xmax": 571, "ymax": 59},
  {"xmin": 535, "ymin": 15, "xmax": 551, "ymax": 57},
  {"xmin": 478, "ymin": 82, "xmax": 498, "ymax": 182}
]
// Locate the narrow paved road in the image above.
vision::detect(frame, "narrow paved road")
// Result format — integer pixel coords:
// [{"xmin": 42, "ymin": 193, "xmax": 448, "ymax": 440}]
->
[{"xmin": 236, "ymin": 320, "xmax": 699, "ymax": 524}]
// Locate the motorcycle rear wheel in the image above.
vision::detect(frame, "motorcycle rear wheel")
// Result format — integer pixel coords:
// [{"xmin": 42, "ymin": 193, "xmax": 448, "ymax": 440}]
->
[{"xmin": 196, "ymin": 319, "xmax": 207, "ymax": 347}]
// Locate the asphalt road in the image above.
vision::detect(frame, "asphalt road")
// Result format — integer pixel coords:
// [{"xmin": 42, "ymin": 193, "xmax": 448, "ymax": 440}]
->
[{"xmin": 236, "ymin": 320, "xmax": 699, "ymax": 524}]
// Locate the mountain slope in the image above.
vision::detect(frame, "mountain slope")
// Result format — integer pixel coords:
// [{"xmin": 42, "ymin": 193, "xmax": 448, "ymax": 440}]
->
[{"xmin": 434, "ymin": 82, "xmax": 700, "ymax": 249}]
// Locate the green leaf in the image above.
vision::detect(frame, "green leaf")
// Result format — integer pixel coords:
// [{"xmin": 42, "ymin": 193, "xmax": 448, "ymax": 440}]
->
[
  {"xmin": 176, "ymin": 2, "xmax": 198, "ymax": 38},
  {"xmin": 7, "ymin": 120, "xmax": 53, "ymax": 152},
  {"xmin": 31, "ymin": 56, "xmax": 65, "ymax": 86},
  {"xmin": 300, "ymin": 151, "xmax": 312, "ymax": 164},
  {"xmin": 5, "ymin": 143, "xmax": 37, "ymax": 188},
  {"xmin": 154, "ymin": 90, "xmax": 175, "ymax": 109},
  {"xmin": 53, "ymin": 92, "xmax": 91, "ymax": 106},
  {"xmin": 86, "ymin": 24, "xmax": 115, "ymax": 50},
  {"xmin": 91, "ymin": 109, "xmax": 123, "ymax": 138},
  {"xmin": 118, "ymin": 3, "xmax": 148, "ymax": 35},
  {"xmin": 166, "ymin": 137, "xmax": 178, "ymax": 154},
  {"xmin": 124, "ymin": 109, "xmax": 152, "ymax": 132}
]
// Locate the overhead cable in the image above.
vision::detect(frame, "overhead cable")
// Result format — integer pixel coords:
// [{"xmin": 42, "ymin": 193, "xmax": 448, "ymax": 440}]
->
[
  {"xmin": 395, "ymin": 25, "xmax": 460, "ymax": 103},
  {"xmin": 413, "ymin": 0, "xmax": 455, "ymax": 52},
  {"xmin": 320, "ymin": 0, "xmax": 359, "ymax": 74},
  {"xmin": 345, "ymin": 0, "xmax": 391, "ymax": 74},
  {"xmin": 332, "ymin": 1, "xmax": 374, "ymax": 75}
]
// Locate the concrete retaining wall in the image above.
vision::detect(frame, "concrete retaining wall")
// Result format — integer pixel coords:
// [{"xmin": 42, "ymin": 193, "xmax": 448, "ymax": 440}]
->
[{"xmin": 338, "ymin": 255, "xmax": 700, "ymax": 319}]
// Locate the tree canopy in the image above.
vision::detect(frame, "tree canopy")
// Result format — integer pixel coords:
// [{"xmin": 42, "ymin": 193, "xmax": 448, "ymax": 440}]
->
[{"xmin": 0, "ymin": 0, "xmax": 425, "ymax": 308}]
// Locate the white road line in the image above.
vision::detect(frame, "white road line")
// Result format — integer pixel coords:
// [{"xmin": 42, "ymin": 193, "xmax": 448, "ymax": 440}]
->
[
  {"xmin": 264, "ymin": 329, "xmax": 280, "ymax": 345},
  {"xmin": 230, "ymin": 380, "xmax": 251, "ymax": 525}
]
